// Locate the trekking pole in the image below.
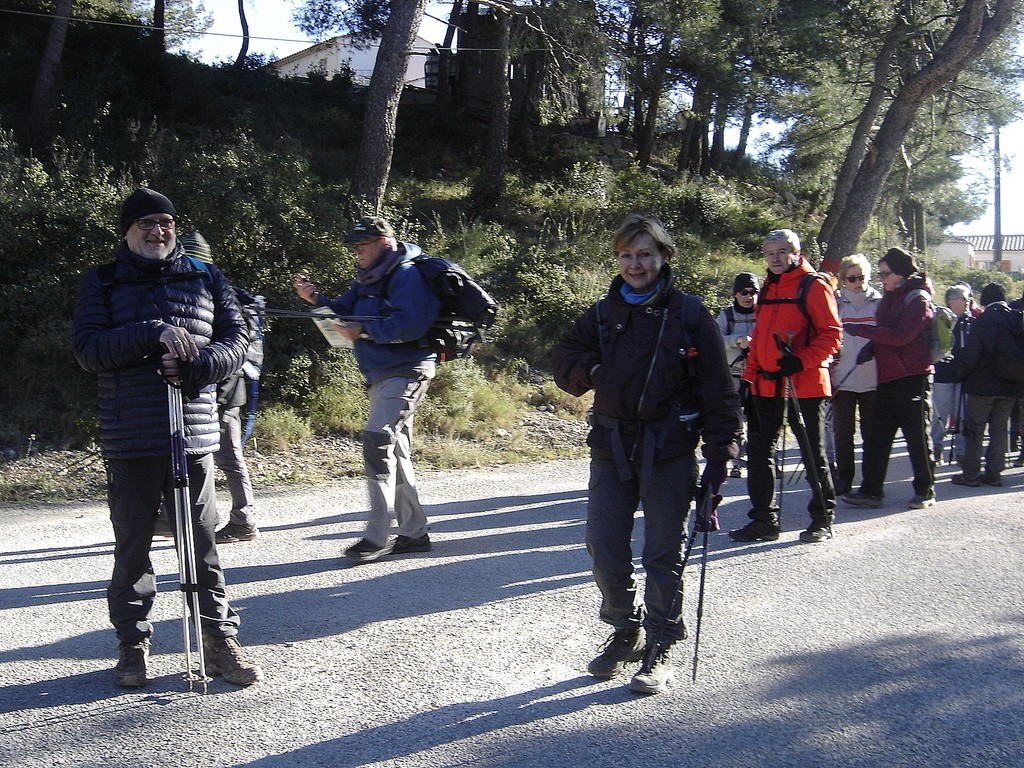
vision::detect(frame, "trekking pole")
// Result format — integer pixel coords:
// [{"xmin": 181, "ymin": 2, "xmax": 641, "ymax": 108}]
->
[
  {"xmin": 773, "ymin": 332, "xmax": 831, "ymax": 516},
  {"xmin": 167, "ymin": 383, "xmax": 210, "ymax": 693},
  {"xmin": 254, "ymin": 307, "xmax": 385, "ymax": 322},
  {"xmin": 691, "ymin": 488, "xmax": 719, "ymax": 682}
]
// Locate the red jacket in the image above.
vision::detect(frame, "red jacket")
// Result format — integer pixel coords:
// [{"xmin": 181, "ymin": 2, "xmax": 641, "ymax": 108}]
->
[
  {"xmin": 846, "ymin": 276, "xmax": 933, "ymax": 384},
  {"xmin": 742, "ymin": 257, "xmax": 841, "ymax": 398}
]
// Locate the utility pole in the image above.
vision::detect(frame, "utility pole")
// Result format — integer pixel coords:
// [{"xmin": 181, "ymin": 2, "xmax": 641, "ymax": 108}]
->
[{"xmin": 994, "ymin": 124, "xmax": 1003, "ymax": 269}]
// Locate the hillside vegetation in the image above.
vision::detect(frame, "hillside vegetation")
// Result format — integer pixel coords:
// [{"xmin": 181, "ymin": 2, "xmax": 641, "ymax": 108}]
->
[{"xmin": 1, "ymin": 4, "xmax": 1019, "ymax": 493}]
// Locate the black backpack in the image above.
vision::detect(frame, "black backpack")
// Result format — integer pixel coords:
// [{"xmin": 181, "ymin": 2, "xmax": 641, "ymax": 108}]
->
[{"xmin": 406, "ymin": 255, "xmax": 499, "ymax": 361}]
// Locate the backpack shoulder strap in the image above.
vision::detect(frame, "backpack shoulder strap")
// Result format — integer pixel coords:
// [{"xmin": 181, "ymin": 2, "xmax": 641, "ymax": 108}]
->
[{"xmin": 723, "ymin": 305, "xmax": 735, "ymax": 335}]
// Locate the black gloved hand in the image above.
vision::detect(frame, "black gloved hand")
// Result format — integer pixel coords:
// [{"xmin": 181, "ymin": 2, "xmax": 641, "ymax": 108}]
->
[
  {"xmin": 694, "ymin": 461, "xmax": 727, "ymax": 532},
  {"xmin": 855, "ymin": 340, "xmax": 875, "ymax": 366},
  {"xmin": 738, "ymin": 379, "xmax": 751, "ymax": 406},
  {"xmin": 775, "ymin": 354, "xmax": 803, "ymax": 377}
]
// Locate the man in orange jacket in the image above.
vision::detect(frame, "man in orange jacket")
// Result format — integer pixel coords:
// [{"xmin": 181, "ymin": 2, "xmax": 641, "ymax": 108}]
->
[{"xmin": 730, "ymin": 229, "xmax": 842, "ymax": 544}]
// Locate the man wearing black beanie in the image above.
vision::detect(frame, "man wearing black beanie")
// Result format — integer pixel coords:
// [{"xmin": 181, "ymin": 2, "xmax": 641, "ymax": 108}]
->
[
  {"xmin": 73, "ymin": 188, "xmax": 264, "ymax": 688},
  {"xmin": 717, "ymin": 272, "xmax": 759, "ymax": 477}
]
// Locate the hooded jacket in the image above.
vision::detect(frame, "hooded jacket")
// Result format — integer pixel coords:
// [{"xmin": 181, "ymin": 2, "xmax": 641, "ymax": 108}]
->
[
  {"xmin": 955, "ymin": 301, "xmax": 1024, "ymax": 397},
  {"xmin": 742, "ymin": 256, "xmax": 842, "ymax": 398},
  {"xmin": 552, "ymin": 264, "xmax": 741, "ymax": 466},
  {"xmin": 844, "ymin": 275, "xmax": 933, "ymax": 384},
  {"xmin": 320, "ymin": 242, "xmax": 442, "ymax": 385},
  {"xmin": 74, "ymin": 243, "xmax": 249, "ymax": 458}
]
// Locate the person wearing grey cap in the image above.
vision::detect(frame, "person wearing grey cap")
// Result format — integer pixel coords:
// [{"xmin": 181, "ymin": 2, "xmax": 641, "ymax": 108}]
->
[
  {"xmin": 294, "ymin": 216, "xmax": 441, "ymax": 562},
  {"xmin": 717, "ymin": 272, "xmax": 758, "ymax": 478},
  {"xmin": 73, "ymin": 189, "xmax": 263, "ymax": 688}
]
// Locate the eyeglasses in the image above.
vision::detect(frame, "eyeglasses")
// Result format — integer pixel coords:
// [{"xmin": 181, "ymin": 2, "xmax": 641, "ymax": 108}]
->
[
  {"xmin": 737, "ymin": 289, "xmax": 757, "ymax": 296},
  {"xmin": 877, "ymin": 269, "xmax": 893, "ymax": 278},
  {"xmin": 348, "ymin": 238, "xmax": 378, "ymax": 251},
  {"xmin": 844, "ymin": 275, "xmax": 865, "ymax": 283},
  {"xmin": 136, "ymin": 218, "xmax": 176, "ymax": 232}
]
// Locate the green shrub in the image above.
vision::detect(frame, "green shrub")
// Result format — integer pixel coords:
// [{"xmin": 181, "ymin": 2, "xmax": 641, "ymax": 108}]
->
[
  {"xmin": 250, "ymin": 404, "xmax": 313, "ymax": 453},
  {"xmin": 302, "ymin": 352, "xmax": 368, "ymax": 435},
  {"xmin": 417, "ymin": 360, "xmax": 520, "ymax": 438}
]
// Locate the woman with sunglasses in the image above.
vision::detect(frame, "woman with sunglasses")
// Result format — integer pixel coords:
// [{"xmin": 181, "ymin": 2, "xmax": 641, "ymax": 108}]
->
[
  {"xmin": 716, "ymin": 272, "xmax": 759, "ymax": 478},
  {"xmin": 829, "ymin": 255, "xmax": 881, "ymax": 496},
  {"xmin": 842, "ymin": 247, "xmax": 935, "ymax": 510}
]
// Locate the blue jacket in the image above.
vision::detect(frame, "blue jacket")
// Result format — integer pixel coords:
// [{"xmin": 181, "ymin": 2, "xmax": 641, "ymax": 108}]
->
[
  {"xmin": 322, "ymin": 242, "xmax": 442, "ymax": 384},
  {"xmin": 74, "ymin": 243, "xmax": 248, "ymax": 458}
]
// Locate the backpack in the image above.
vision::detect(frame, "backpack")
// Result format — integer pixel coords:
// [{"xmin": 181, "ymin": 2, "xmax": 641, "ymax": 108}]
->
[
  {"xmin": 756, "ymin": 272, "xmax": 832, "ymax": 345},
  {"xmin": 406, "ymin": 255, "xmax": 499, "ymax": 361},
  {"xmin": 905, "ymin": 289, "xmax": 955, "ymax": 363}
]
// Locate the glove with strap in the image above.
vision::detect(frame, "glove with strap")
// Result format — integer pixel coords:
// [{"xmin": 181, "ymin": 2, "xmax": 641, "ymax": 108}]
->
[
  {"xmin": 694, "ymin": 460, "xmax": 727, "ymax": 532},
  {"xmin": 775, "ymin": 354, "xmax": 803, "ymax": 377}
]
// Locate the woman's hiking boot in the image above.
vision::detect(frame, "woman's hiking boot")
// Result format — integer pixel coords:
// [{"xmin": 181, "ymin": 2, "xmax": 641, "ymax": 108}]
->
[
  {"xmin": 629, "ymin": 642, "xmax": 674, "ymax": 694},
  {"xmin": 588, "ymin": 627, "xmax": 646, "ymax": 678}
]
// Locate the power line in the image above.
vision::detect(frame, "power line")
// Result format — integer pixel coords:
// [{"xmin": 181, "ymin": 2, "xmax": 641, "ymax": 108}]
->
[{"xmin": 0, "ymin": 7, "xmax": 541, "ymax": 54}]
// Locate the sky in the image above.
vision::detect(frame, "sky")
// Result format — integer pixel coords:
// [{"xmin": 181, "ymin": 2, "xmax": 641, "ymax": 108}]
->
[{"xmin": 182, "ymin": 0, "xmax": 1020, "ymax": 237}]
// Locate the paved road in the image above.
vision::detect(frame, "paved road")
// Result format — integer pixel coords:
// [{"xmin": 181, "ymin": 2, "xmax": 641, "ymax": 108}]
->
[{"xmin": 1, "ymin": 445, "xmax": 1022, "ymax": 767}]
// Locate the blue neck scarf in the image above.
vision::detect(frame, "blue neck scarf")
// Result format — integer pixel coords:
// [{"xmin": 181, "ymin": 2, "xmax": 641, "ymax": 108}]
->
[{"xmin": 620, "ymin": 278, "xmax": 664, "ymax": 305}]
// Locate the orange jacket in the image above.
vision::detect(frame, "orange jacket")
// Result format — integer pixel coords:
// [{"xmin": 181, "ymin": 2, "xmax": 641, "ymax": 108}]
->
[{"xmin": 742, "ymin": 257, "xmax": 842, "ymax": 398}]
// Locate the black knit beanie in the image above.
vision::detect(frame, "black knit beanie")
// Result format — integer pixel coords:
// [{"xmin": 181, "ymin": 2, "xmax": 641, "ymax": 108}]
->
[
  {"xmin": 880, "ymin": 247, "xmax": 918, "ymax": 278},
  {"xmin": 120, "ymin": 188, "xmax": 176, "ymax": 235},
  {"xmin": 732, "ymin": 272, "xmax": 759, "ymax": 293},
  {"xmin": 980, "ymin": 283, "xmax": 1006, "ymax": 306}
]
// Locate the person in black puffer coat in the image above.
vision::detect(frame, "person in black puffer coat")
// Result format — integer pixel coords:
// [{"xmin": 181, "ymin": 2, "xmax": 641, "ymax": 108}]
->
[
  {"xmin": 552, "ymin": 214, "xmax": 741, "ymax": 695},
  {"xmin": 951, "ymin": 283, "xmax": 1023, "ymax": 487},
  {"xmin": 73, "ymin": 188, "xmax": 262, "ymax": 689}
]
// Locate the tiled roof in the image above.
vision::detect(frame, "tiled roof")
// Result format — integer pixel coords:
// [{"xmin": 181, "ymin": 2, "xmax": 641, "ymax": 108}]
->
[{"xmin": 955, "ymin": 235, "xmax": 1024, "ymax": 252}]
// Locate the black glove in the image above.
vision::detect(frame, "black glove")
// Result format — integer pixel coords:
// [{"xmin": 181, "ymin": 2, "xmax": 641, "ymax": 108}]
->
[
  {"xmin": 775, "ymin": 354, "xmax": 803, "ymax": 377},
  {"xmin": 694, "ymin": 461, "xmax": 727, "ymax": 532},
  {"xmin": 738, "ymin": 379, "xmax": 751, "ymax": 406},
  {"xmin": 855, "ymin": 341, "xmax": 875, "ymax": 365}
]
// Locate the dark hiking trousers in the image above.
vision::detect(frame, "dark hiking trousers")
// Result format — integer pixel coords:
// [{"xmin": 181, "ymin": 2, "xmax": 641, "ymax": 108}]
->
[
  {"xmin": 586, "ymin": 454, "xmax": 696, "ymax": 644},
  {"xmin": 106, "ymin": 454, "xmax": 239, "ymax": 644},
  {"xmin": 746, "ymin": 393, "xmax": 835, "ymax": 527}
]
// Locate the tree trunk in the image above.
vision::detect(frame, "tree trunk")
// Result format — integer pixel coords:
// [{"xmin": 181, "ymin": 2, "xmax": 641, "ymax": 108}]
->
[
  {"xmin": 636, "ymin": 34, "xmax": 671, "ymax": 170},
  {"xmin": 153, "ymin": 0, "xmax": 166, "ymax": 52},
  {"xmin": 233, "ymin": 0, "xmax": 250, "ymax": 68},
  {"xmin": 816, "ymin": 20, "xmax": 905, "ymax": 251},
  {"xmin": 471, "ymin": 9, "xmax": 511, "ymax": 213},
  {"xmin": 434, "ymin": 0, "xmax": 462, "ymax": 114},
  {"xmin": 818, "ymin": 0, "xmax": 1014, "ymax": 272},
  {"xmin": 26, "ymin": 0, "xmax": 72, "ymax": 151},
  {"xmin": 348, "ymin": 0, "xmax": 429, "ymax": 217}
]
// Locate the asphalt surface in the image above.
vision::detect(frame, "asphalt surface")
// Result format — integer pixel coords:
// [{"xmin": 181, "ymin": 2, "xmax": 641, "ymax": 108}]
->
[{"xmin": 1, "ymin": 442, "xmax": 1022, "ymax": 768}]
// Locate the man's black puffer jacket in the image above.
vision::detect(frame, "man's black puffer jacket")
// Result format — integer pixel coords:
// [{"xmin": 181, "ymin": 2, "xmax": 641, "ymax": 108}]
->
[{"xmin": 74, "ymin": 243, "xmax": 248, "ymax": 458}]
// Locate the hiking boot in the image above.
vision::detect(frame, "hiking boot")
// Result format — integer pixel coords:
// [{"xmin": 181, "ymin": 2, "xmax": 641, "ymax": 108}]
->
[
  {"xmin": 629, "ymin": 643, "xmax": 674, "ymax": 694},
  {"xmin": 933, "ymin": 445, "xmax": 944, "ymax": 465},
  {"xmin": 344, "ymin": 538, "xmax": 394, "ymax": 563},
  {"xmin": 203, "ymin": 635, "xmax": 264, "ymax": 686},
  {"xmin": 391, "ymin": 533, "xmax": 431, "ymax": 554},
  {"xmin": 950, "ymin": 474, "xmax": 981, "ymax": 488},
  {"xmin": 841, "ymin": 491, "xmax": 883, "ymax": 509},
  {"xmin": 729, "ymin": 465, "xmax": 743, "ymax": 479},
  {"xmin": 216, "ymin": 522, "xmax": 260, "ymax": 544},
  {"xmin": 1015, "ymin": 451, "xmax": 1024, "ymax": 468},
  {"xmin": 728, "ymin": 519, "xmax": 780, "ymax": 542},
  {"xmin": 587, "ymin": 627, "xmax": 646, "ymax": 679},
  {"xmin": 113, "ymin": 639, "xmax": 150, "ymax": 688},
  {"xmin": 907, "ymin": 491, "xmax": 936, "ymax": 509},
  {"xmin": 799, "ymin": 525, "xmax": 834, "ymax": 543},
  {"xmin": 980, "ymin": 473, "xmax": 1003, "ymax": 487}
]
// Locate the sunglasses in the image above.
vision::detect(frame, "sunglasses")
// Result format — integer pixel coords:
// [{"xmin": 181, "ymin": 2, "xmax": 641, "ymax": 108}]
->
[
  {"xmin": 737, "ymin": 288, "xmax": 757, "ymax": 296},
  {"xmin": 844, "ymin": 274, "xmax": 865, "ymax": 283}
]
